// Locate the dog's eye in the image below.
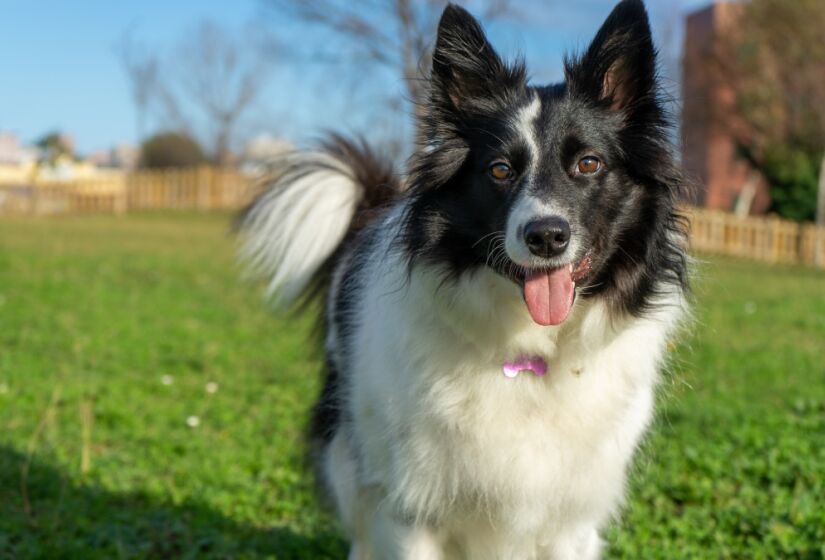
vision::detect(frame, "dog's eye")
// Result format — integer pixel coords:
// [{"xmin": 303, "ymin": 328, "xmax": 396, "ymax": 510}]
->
[
  {"xmin": 576, "ymin": 156, "xmax": 601, "ymax": 175},
  {"xmin": 489, "ymin": 162, "xmax": 513, "ymax": 181}
]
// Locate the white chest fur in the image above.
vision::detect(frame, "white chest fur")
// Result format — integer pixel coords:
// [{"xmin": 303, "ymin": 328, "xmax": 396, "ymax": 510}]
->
[{"xmin": 341, "ymin": 250, "xmax": 682, "ymax": 557}]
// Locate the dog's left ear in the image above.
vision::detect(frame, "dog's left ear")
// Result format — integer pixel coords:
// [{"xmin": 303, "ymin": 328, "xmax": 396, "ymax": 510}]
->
[{"xmin": 567, "ymin": 0, "xmax": 656, "ymax": 112}]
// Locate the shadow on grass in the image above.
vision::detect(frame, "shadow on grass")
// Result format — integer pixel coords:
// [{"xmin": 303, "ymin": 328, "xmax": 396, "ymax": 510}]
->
[{"xmin": 0, "ymin": 446, "xmax": 346, "ymax": 559}]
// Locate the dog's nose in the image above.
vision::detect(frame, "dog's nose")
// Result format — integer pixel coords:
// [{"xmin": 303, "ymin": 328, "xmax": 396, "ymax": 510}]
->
[{"xmin": 523, "ymin": 217, "xmax": 571, "ymax": 258}]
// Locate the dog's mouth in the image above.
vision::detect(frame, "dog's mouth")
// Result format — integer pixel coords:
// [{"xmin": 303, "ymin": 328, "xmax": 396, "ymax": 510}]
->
[{"xmin": 515, "ymin": 251, "xmax": 594, "ymax": 326}]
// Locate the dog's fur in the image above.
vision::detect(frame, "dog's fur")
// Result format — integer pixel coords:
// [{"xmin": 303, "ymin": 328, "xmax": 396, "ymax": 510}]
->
[{"xmin": 239, "ymin": 1, "xmax": 688, "ymax": 558}]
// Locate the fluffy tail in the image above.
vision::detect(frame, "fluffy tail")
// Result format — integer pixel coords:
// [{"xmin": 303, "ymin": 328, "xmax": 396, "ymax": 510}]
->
[{"xmin": 237, "ymin": 135, "xmax": 401, "ymax": 307}]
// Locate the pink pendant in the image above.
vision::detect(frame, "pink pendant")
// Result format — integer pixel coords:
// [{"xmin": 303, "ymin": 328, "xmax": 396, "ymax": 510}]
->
[{"xmin": 502, "ymin": 356, "xmax": 548, "ymax": 378}]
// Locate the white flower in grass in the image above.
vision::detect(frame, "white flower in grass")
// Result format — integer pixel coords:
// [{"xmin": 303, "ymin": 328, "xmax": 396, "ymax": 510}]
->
[
  {"xmin": 205, "ymin": 382, "xmax": 219, "ymax": 394},
  {"xmin": 186, "ymin": 415, "xmax": 201, "ymax": 428},
  {"xmin": 161, "ymin": 375, "xmax": 174, "ymax": 386}
]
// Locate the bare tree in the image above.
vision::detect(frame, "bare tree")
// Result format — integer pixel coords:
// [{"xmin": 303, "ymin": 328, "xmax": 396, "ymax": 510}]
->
[
  {"xmin": 116, "ymin": 31, "xmax": 159, "ymax": 144},
  {"xmin": 713, "ymin": 1, "xmax": 825, "ymax": 162},
  {"xmin": 264, "ymin": 0, "xmax": 514, "ymax": 140},
  {"xmin": 172, "ymin": 21, "xmax": 273, "ymax": 165},
  {"xmin": 117, "ymin": 20, "xmax": 274, "ymax": 166},
  {"xmin": 708, "ymin": 0, "xmax": 825, "ymax": 221}
]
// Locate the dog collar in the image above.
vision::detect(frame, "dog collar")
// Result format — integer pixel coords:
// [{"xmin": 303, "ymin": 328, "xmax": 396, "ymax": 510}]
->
[{"xmin": 502, "ymin": 356, "xmax": 547, "ymax": 378}]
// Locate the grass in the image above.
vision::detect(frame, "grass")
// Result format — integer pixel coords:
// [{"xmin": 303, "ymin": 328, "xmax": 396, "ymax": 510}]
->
[{"xmin": 0, "ymin": 212, "xmax": 822, "ymax": 559}]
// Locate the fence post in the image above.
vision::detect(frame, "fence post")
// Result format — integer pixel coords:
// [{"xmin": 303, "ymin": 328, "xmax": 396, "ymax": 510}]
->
[
  {"xmin": 770, "ymin": 217, "xmax": 782, "ymax": 263},
  {"xmin": 31, "ymin": 185, "xmax": 40, "ymax": 215},
  {"xmin": 115, "ymin": 178, "xmax": 128, "ymax": 215},
  {"xmin": 197, "ymin": 166, "xmax": 211, "ymax": 210},
  {"xmin": 815, "ymin": 152, "xmax": 825, "ymax": 266},
  {"xmin": 816, "ymin": 225, "xmax": 825, "ymax": 270}
]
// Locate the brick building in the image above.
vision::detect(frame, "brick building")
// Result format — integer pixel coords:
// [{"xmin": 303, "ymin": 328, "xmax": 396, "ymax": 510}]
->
[{"xmin": 681, "ymin": 1, "xmax": 771, "ymax": 214}]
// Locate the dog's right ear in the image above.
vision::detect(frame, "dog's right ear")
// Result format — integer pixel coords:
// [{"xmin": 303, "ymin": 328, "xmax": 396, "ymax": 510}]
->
[{"xmin": 431, "ymin": 4, "xmax": 523, "ymax": 112}]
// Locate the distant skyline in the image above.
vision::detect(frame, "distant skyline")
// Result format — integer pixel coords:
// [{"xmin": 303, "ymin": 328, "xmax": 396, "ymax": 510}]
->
[{"xmin": 0, "ymin": 0, "xmax": 711, "ymax": 154}]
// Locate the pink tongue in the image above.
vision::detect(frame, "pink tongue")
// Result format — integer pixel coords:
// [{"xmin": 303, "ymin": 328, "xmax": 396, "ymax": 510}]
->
[{"xmin": 523, "ymin": 268, "xmax": 575, "ymax": 326}]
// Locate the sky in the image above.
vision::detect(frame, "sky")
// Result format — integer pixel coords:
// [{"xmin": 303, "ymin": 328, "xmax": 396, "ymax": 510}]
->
[{"xmin": 0, "ymin": 0, "xmax": 712, "ymax": 155}]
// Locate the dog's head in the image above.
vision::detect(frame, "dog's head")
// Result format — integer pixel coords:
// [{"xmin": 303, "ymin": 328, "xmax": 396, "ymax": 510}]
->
[{"xmin": 404, "ymin": 1, "xmax": 687, "ymax": 325}]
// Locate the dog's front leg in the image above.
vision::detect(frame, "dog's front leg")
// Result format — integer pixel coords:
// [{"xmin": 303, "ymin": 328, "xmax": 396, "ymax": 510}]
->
[
  {"xmin": 537, "ymin": 526, "xmax": 602, "ymax": 560},
  {"xmin": 350, "ymin": 499, "xmax": 443, "ymax": 560},
  {"xmin": 373, "ymin": 518, "xmax": 443, "ymax": 560}
]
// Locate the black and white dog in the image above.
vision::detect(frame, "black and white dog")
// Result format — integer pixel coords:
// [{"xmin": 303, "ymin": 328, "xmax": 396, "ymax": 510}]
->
[{"xmin": 239, "ymin": 1, "xmax": 688, "ymax": 557}]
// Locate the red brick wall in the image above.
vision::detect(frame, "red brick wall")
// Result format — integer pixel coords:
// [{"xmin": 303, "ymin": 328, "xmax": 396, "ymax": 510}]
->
[{"xmin": 681, "ymin": 2, "xmax": 771, "ymax": 214}]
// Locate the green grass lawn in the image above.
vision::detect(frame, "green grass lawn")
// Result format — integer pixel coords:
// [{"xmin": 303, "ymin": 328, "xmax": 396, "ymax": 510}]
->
[{"xmin": 0, "ymin": 212, "xmax": 823, "ymax": 559}]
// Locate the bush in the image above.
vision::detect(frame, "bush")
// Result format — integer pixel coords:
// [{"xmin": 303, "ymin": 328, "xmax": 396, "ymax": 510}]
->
[
  {"xmin": 140, "ymin": 132, "xmax": 206, "ymax": 169},
  {"xmin": 761, "ymin": 146, "xmax": 820, "ymax": 222}
]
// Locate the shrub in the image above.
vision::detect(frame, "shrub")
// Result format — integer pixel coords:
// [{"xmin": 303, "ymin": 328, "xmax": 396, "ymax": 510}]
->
[
  {"xmin": 761, "ymin": 145, "xmax": 820, "ymax": 222},
  {"xmin": 140, "ymin": 132, "xmax": 206, "ymax": 169}
]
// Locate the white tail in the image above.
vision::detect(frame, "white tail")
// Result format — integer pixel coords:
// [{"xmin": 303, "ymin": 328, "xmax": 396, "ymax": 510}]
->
[{"xmin": 238, "ymin": 151, "xmax": 363, "ymax": 307}]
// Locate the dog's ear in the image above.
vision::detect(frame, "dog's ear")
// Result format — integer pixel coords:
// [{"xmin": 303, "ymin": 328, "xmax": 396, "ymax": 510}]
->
[
  {"xmin": 431, "ymin": 4, "xmax": 522, "ymax": 112},
  {"xmin": 566, "ymin": 0, "xmax": 656, "ymax": 112}
]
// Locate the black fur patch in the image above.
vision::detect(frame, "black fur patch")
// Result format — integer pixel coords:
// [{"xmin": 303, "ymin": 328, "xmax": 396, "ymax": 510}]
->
[{"xmin": 308, "ymin": 225, "xmax": 380, "ymax": 447}]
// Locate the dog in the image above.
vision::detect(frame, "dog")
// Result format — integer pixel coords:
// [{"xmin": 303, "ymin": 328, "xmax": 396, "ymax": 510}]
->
[{"xmin": 238, "ymin": 1, "xmax": 689, "ymax": 557}]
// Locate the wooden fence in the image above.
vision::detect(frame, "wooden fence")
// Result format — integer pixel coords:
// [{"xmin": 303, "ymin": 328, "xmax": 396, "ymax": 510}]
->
[
  {"xmin": 0, "ymin": 177, "xmax": 128, "ymax": 216},
  {"xmin": 0, "ymin": 168, "xmax": 823, "ymax": 268},
  {"xmin": 685, "ymin": 208, "xmax": 825, "ymax": 268},
  {"xmin": 126, "ymin": 167, "xmax": 255, "ymax": 210},
  {"xmin": 0, "ymin": 167, "xmax": 258, "ymax": 216}
]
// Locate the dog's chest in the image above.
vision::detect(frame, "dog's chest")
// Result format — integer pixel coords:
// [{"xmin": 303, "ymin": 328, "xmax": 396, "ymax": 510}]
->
[
  {"xmin": 348, "ymin": 259, "xmax": 674, "ymax": 531},
  {"xmin": 352, "ymin": 323, "xmax": 661, "ymax": 534},
  {"xmin": 396, "ymin": 338, "xmax": 654, "ymax": 523}
]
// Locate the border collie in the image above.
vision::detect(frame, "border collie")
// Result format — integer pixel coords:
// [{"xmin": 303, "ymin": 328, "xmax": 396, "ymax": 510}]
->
[{"xmin": 239, "ymin": 1, "xmax": 689, "ymax": 557}]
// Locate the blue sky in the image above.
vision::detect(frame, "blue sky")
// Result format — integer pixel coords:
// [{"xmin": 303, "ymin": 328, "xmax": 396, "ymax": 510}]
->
[{"xmin": 0, "ymin": 0, "xmax": 711, "ymax": 154}]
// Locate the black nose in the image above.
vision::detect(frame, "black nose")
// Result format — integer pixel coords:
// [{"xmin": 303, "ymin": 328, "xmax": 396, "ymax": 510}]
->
[{"xmin": 523, "ymin": 217, "xmax": 571, "ymax": 258}]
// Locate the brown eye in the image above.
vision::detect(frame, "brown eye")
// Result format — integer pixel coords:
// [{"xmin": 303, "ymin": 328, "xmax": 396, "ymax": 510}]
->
[
  {"xmin": 489, "ymin": 162, "xmax": 513, "ymax": 181},
  {"xmin": 577, "ymin": 156, "xmax": 601, "ymax": 175}
]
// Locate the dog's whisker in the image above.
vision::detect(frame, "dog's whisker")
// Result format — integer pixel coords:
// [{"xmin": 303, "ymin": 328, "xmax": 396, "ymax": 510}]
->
[{"xmin": 473, "ymin": 230, "xmax": 505, "ymax": 249}]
